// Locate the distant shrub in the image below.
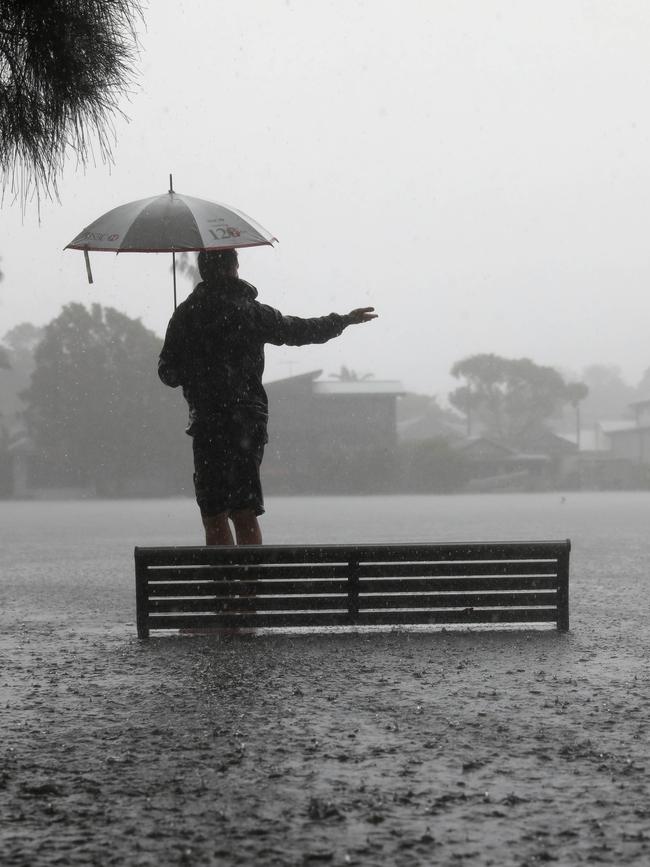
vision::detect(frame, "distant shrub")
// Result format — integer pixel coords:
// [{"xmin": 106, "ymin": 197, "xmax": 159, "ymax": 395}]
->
[{"xmin": 399, "ymin": 437, "xmax": 468, "ymax": 493}]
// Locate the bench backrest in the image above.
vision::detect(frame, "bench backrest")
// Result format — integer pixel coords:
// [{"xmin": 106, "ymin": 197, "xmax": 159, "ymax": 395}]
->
[{"xmin": 134, "ymin": 540, "xmax": 570, "ymax": 638}]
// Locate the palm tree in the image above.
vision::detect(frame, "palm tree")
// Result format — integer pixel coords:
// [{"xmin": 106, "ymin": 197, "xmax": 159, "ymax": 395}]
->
[
  {"xmin": 329, "ymin": 365, "xmax": 374, "ymax": 382},
  {"xmin": 174, "ymin": 252, "xmax": 200, "ymax": 285},
  {"xmin": 0, "ymin": 1, "xmax": 142, "ymax": 206},
  {"xmin": 565, "ymin": 382, "xmax": 589, "ymax": 449}
]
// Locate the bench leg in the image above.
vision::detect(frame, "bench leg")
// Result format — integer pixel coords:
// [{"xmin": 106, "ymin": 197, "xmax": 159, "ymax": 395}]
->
[
  {"xmin": 557, "ymin": 548, "xmax": 570, "ymax": 632},
  {"xmin": 135, "ymin": 558, "xmax": 150, "ymax": 639}
]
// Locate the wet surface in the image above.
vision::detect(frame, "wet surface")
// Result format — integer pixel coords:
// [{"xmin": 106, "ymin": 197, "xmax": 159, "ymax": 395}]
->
[{"xmin": 2, "ymin": 494, "xmax": 650, "ymax": 865}]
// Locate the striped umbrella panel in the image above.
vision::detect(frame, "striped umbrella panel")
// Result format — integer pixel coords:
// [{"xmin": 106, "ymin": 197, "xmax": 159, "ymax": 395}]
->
[{"xmin": 66, "ymin": 193, "xmax": 276, "ymax": 253}]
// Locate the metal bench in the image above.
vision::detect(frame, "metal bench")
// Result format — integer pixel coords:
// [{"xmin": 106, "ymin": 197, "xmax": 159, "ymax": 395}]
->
[{"xmin": 134, "ymin": 540, "xmax": 570, "ymax": 638}]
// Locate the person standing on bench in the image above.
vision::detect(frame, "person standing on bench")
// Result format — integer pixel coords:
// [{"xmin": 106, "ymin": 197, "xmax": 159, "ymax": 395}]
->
[{"xmin": 158, "ymin": 249, "xmax": 377, "ymax": 545}]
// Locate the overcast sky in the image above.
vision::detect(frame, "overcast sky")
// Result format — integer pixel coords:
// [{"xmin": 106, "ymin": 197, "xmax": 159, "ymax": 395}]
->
[{"xmin": 2, "ymin": 0, "xmax": 650, "ymax": 398}]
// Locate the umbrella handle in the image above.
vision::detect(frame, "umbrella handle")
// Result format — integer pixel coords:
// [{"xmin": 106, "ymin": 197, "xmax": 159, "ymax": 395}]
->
[
  {"xmin": 84, "ymin": 249, "xmax": 94, "ymax": 284},
  {"xmin": 172, "ymin": 250, "xmax": 177, "ymax": 310},
  {"xmin": 170, "ymin": 173, "xmax": 176, "ymax": 309}
]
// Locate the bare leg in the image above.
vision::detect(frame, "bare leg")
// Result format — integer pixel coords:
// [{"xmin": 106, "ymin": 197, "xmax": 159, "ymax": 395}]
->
[
  {"xmin": 231, "ymin": 509, "xmax": 263, "ymax": 545},
  {"xmin": 230, "ymin": 509, "xmax": 261, "ymax": 614},
  {"xmin": 202, "ymin": 512, "xmax": 235, "ymax": 546}
]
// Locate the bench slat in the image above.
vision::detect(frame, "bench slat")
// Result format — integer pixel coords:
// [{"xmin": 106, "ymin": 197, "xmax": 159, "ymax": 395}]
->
[
  {"xmin": 144, "ymin": 564, "xmax": 350, "ymax": 581},
  {"xmin": 148, "ymin": 590, "xmax": 556, "ymax": 613},
  {"xmin": 147, "ymin": 579, "xmax": 350, "ymax": 597},
  {"xmin": 359, "ymin": 576, "xmax": 558, "ymax": 593},
  {"xmin": 136, "ymin": 541, "xmax": 568, "ymax": 568},
  {"xmin": 149, "ymin": 595, "xmax": 349, "ymax": 613},
  {"xmin": 360, "ymin": 591, "xmax": 556, "ymax": 609},
  {"xmin": 146, "ymin": 575, "xmax": 559, "ymax": 597},
  {"xmin": 143, "ymin": 560, "xmax": 558, "ymax": 581},
  {"xmin": 356, "ymin": 561, "xmax": 558, "ymax": 578},
  {"xmin": 147, "ymin": 607, "xmax": 558, "ymax": 630}
]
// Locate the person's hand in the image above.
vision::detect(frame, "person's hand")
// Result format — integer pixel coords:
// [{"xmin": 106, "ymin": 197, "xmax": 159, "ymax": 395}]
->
[{"xmin": 347, "ymin": 307, "xmax": 378, "ymax": 324}]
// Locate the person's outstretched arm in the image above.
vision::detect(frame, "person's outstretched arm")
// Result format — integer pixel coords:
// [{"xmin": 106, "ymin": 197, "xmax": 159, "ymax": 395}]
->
[
  {"xmin": 255, "ymin": 304, "xmax": 377, "ymax": 347},
  {"xmin": 346, "ymin": 307, "xmax": 378, "ymax": 324}
]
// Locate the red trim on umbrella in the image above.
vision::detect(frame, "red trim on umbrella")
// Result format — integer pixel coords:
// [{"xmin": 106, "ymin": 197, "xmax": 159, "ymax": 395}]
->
[{"xmin": 64, "ymin": 240, "xmax": 277, "ymax": 253}]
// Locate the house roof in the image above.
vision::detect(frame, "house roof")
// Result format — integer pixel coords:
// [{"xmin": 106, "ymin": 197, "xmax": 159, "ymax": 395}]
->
[
  {"xmin": 559, "ymin": 429, "xmax": 608, "ymax": 451},
  {"xmin": 521, "ymin": 430, "xmax": 577, "ymax": 455},
  {"xmin": 509, "ymin": 453, "xmax": 550, "ymax": 463},
  {"xmin": 265, "ymin": 370, "xmax": 405, "ymax": 396},
  {"xmin": 606, "ymin": 424, "xmax": 650, "ymax": 437},
  {"xmin": 599, "ymin": 420, "xmax": 638, "ymax": 434},
  {"xmin": 452, "ymin": 436, "xmax": 518, "ymax": 457},
  {"xmin": 265, "ymin": 370, "xmax": 322, "ymax": 388},
  {"xmin": 397, "ymin": 415, "xmax": 464, "ymax": 442},
  {"xmin": 453, "ymin": 435, "xmax": 562, "ymax": 461},
  {"xmin": 7, "ymin": 432, "xmax": 34, "ymax": 454}
]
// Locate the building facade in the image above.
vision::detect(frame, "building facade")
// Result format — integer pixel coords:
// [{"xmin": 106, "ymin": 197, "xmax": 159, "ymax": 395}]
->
[
  {"xmin": 264, "ymin": 371, "xmax": 405, "ymax": 494},
  {"xmin": 605, "ymin": 399, "xmax": 650, "ymax": 466}
]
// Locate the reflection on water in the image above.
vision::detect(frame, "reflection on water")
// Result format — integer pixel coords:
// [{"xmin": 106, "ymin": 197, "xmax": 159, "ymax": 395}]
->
[
  {"xmin": 265, "ymin": 491, "xmax": 650, "ymax": 546},
  {"xmin": 2, "ymin": 490, "xmax": 650, "ymax": 554},
  {"xmin": 1, "ymin": 491, "xmax": 649, "ymax": 637}
]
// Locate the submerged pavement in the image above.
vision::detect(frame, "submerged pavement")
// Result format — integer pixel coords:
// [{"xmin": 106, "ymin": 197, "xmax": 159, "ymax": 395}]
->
[{"xmin": 2, "ymin": 495, "xmax": 650, "ymax": 865}]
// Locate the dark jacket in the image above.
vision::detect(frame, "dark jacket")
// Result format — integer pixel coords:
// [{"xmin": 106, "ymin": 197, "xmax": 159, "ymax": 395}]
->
[{"xmin": 158, "ymin": 277, "xmax": 352, "ymax": 434}]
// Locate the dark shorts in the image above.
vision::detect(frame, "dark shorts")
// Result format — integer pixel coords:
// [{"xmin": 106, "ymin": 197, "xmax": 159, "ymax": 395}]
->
[{"xmin": 192, "ymin": 420, "xmax": 267, "ymax": 518}]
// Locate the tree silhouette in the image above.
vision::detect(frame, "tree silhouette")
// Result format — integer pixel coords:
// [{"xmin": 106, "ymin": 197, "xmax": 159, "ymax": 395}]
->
[
  {"xmin": 0, "ymin": 1, "xmax": 142, "ymax": 205},
  {"xmin": 580, "ymin": 364, "xmax": 635, "ymax": 421},
  {"xmin": 636, "ymin": 366, "xmax": 650, "ymax": 401},
  {"xmin": 22, "ymin": 303, "xmax": 186, "ymax": 493},
  {"xmin": 0, "ymin": 322, "xmax": 43, "ymax": 423},
  {"xmin": 450, "ymin": 353, "xmax": 571, "ymax": 446}
]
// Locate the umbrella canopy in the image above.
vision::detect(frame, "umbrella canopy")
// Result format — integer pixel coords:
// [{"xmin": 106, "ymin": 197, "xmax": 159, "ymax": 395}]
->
[
  {"xmin": 65, "ymin": 178, "xmax": 277, "ymax": 306},
  {"xmin": 66, "ymin": 191, "xmax": 276, "ymax": 254}
]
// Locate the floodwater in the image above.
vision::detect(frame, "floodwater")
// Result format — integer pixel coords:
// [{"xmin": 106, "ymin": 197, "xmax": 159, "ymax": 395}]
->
[{"xmin": 2, "ymin": 493, "xmax": 650, "ymax": 865}]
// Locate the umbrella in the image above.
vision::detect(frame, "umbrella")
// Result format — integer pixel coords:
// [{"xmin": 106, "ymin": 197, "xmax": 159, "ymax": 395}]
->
[{"xmin": 65, "ymin": 176, "xmax": 277, "ymax": 308}]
